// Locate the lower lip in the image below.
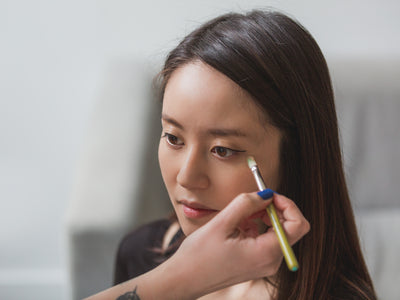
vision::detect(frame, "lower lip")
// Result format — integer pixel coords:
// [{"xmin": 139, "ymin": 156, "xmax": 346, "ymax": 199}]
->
[{"xmin": 182, "ymin": 205, "xmax": 217, "ymax": 219}]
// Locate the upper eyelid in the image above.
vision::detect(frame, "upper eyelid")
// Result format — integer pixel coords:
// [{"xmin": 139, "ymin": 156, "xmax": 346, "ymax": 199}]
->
[
  {"xmin": 161, "ymin": 117, "xmax": 248, "ymax": 139},
  {"xmin": 212, "ymin": 146, "xmax": 246, "ymax": 153},
  {"xmin": 161, "ymin": 126, "xmax": 183, "ymax": 138},
  {"xmin": 211, "ymin": 146, "xmax": 246, "ymax": 160},
  {"xmin": 163, "ymin": 132, "xmax": 184, "ymax": 145},
  {"xmin": 162, "ymin": 131, "xmax": 245, "ymax": 152}
]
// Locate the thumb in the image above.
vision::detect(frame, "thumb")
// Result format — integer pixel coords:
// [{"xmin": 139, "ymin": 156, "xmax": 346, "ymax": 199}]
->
[{"xmin": 211, "ymin": 191, "xmax": 273, "ymax": 235}]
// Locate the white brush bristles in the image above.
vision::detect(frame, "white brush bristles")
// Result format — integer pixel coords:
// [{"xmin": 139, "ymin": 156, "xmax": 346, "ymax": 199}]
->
[{"xmin": 247, "ymin": 156, "xmax": 257, "ymax": 169}]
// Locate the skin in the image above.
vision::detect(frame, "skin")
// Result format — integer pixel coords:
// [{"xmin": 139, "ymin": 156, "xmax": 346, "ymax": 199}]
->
[
  {"xmin": 85, "ymin": 193, "xmax": 310, "ymax": 300},
  {"xmin": 159, "ymin": 61, "xmax": 282, "ymax": 237},
  {"xmin": 85, "ymin": 61, "xmax": 311, "ymax": 300}
]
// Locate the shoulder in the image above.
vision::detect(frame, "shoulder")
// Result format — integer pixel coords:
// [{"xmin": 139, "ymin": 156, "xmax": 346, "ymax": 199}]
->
[
  {"xmin": 118, "ymin": 219, "xmax": 172, "ymax": 258},
  {"xmin": 114, "ymin": 219, "xmax": 172, "ymax": 284}
]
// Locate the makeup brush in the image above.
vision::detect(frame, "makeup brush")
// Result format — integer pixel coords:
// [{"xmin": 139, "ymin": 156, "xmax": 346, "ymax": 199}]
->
[{"xmin": 247, "ymin": 156, "xmax": 299, "ymax": 272}]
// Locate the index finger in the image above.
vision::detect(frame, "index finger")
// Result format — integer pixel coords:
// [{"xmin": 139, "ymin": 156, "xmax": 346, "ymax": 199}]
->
[{"xmin": 272, "ymin": 194, "xmax": 310, "ymax": 244}]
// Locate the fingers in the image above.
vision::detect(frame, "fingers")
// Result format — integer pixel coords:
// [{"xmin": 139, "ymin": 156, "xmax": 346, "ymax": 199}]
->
[
  {"xmin": 257, "ymin": 188, "xmax": 274, "ymax": 200},
  {"xmin": 212, "ymin": 192, "xmax": 272, "ymax": 235},
  {"xmin": 272, "ymin": 193, "xmax": 302, "ymax": 220},
  {"xmin": 272, "ymin": 194, "xmax": 310, "ymax": 244},
  {"xmin": 208, "ymin": 190, "xmax": 310, "ymax": 247},
  {"xmin": 196, "ymin": 191, "xmax": 310, "ymax": 279}
]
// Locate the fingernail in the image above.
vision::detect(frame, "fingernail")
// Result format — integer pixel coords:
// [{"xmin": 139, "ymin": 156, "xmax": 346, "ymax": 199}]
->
[{"xmin": 257, "ymin": 188, "xmax": 274, "ymax": 200}]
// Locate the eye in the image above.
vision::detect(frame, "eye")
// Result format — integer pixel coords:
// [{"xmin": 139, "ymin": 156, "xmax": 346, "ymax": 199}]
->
[
  {"xmin": 211, "ymin": 146, "xmax": 238, "ymax": 158},
  {"xmin": 163, "ymin": 133, "xmax": 184, "ymax": 146}
]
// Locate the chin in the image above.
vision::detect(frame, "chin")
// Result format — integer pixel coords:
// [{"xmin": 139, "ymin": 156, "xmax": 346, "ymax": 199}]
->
[
  {"xmin": 178, "ymin": 218, "xmax": 211, "ymax": 237},
  {"xmin": 179, "ymin": 221, "xmax": 202, "ymax": 237}
]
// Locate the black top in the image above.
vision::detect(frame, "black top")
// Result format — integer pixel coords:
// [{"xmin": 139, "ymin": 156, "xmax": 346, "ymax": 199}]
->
[{"xmin": 113, "ymin": 219, "xmax": 183, "ymax": 285}]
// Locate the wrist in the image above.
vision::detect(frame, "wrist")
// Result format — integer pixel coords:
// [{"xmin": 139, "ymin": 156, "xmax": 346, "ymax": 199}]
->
[{"xmin": 147, "ymin": 252, "xmax": 203, "ymax": 300}]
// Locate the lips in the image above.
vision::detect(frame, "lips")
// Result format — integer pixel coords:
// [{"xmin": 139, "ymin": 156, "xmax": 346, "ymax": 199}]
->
[{"xmin": 178, "ymin": 200, "xmax": 218, "ymax": 219}]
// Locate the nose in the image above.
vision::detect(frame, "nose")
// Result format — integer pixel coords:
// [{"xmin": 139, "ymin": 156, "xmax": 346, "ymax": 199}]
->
[{"xmin": 177, "ymin": 147, "xmax": 210, "ymax": 190}]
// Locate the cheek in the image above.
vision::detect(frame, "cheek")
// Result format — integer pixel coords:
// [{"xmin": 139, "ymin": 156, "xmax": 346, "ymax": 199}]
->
[
  {"xmin": 231, "ymin": 168, "xmax": 259, "ymax": 193},
  {"xmin": 158, "ymin": 143, "xmax": 176, "ymax": 188},
  {"xmin": 211, "ymin": 164, "xmax": 259, "ymax": 207},
  {"xmin": 257, "ymin": 150, "xmax": 281, "ymax": 190}
]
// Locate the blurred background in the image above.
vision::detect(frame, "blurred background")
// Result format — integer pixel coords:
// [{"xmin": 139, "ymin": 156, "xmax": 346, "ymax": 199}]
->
[{"xmin": 1, "ymin": 0, "xmax": 399, "ymax": 299}]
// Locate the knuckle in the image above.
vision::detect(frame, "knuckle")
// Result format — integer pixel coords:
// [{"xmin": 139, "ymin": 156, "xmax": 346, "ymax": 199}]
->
[
  {"xmin": 265, "ymin": 260, "xmax": 282, "ymax": 276},
  {"xmin": 305, "ymin": 220, "xmax": 311, "ymax": 233},
  {"xmin": 300, "ymin": 218, "xmax": 311, "ymax": 235},
  {"xmin": 271, "ymin": 263, "xmax": 281, "ymax": 275},
  {"xmin": 285, "ymin": 198, "xmax": 296, "ymax": 209},
  {"xmin": 233, "ymin": 193, "xmax": 252, "ymax": 207},
  {"xmin": 236, "ymin": 193, "xmax": 249, "ymax": 202},
  {"xmin": 238, "ymin": 192, "xmax": 256, "ymax": 203}
]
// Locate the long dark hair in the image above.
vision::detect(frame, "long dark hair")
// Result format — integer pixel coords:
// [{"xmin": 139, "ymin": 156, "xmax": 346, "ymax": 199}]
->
[{"xmin": 158, "ymin": 10, "xmax": 376, "ymax": 299}]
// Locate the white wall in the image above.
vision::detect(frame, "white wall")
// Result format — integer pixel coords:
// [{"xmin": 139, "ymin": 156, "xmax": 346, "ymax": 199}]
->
[{"xmin": 1, "ymin": 0, "xmax": 399, "ymax": 299}]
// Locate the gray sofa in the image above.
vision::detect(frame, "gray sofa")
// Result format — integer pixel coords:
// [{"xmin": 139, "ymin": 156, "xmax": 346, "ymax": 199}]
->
[
  {"xmin": 331, "ymin": 58, "xmax": 400, "ymax": 299},
  {"xmin": 66, "ymin": 58, "xmax": 400, "ymax": 299}
]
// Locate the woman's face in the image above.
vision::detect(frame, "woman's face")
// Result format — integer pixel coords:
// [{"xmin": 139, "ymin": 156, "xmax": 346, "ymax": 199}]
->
[{"xmin": 159, "ymin": 61, "xmax": 282, "ymax": 236}]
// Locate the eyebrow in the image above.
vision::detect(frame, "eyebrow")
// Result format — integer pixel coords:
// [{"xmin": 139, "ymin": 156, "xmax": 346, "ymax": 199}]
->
[{"xmin": 161, "ymin": 114, "xmax": 248, "ymax": 138}]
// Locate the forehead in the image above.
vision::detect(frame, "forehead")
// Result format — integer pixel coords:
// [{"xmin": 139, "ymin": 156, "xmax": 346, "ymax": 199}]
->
[{"xmin": 162, "ymin": 62, "xmax": 266, "ymax": 132}]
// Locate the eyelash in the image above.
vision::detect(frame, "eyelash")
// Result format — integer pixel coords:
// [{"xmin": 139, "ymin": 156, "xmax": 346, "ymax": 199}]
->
[
  {"xmin": 162, "ymin": 132, "xmax": 184, "ymax": 146},
  {"xmin": 211, "ymin": 146, "xmax": 244, "ymax": 158},
  {"xmin": 161, "ymin": 132, "xmax": 245, "ymax": 158}
]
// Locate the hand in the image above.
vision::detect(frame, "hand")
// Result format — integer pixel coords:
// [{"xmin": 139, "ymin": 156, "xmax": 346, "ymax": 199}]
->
[
  {"xmin": 85, "ymin": 192, "xmax": 309, "ymax": 300},
  {"xmin": 169, "ymin": 191, "xmax": 310, "ymax": 298}
]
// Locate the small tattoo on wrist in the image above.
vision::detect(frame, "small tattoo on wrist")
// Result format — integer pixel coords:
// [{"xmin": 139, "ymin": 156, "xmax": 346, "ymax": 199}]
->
[{"xmin": 116, "ymin": 286, "xmax": 141, "ymax": 300}]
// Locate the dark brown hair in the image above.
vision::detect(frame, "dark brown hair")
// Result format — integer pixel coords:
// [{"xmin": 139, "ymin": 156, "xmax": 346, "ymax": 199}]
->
[{"xmin": 158, "ymin": 10, "xmax": 376, "ymax": 299}]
